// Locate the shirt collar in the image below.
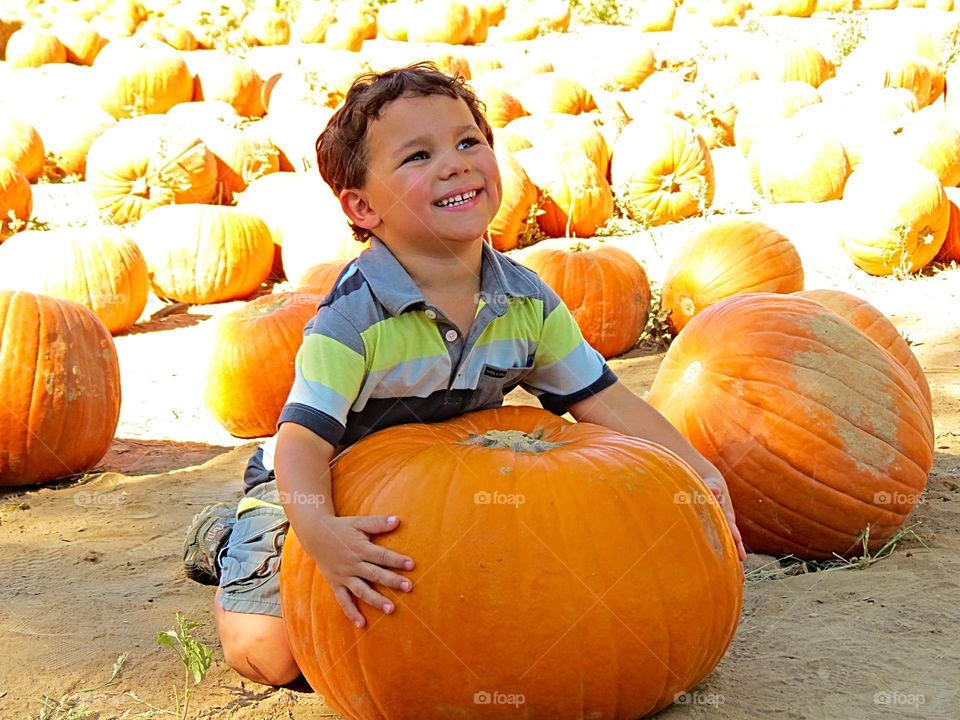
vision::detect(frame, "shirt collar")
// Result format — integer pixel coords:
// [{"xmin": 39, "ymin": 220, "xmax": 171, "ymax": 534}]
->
[{"xmin": 356, "ymin": 236, "xmax": 540, "ymax": 317}]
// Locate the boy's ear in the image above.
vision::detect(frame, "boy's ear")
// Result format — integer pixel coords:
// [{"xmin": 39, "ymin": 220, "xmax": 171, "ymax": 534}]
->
[{"xmin": 339, "ymin": 188, "xmax": 381, "ymax": 231}]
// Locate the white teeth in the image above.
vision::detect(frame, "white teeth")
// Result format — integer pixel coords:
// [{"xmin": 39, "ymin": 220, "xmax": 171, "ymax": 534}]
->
[{"xmin": 436, "ymin": 189, "xmax": 478, "ymax": 207}]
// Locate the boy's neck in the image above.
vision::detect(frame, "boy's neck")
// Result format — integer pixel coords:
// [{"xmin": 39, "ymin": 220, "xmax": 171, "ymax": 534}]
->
[{"xmin": 388, "ymin": 238, "xmax": 484, "ymax": 294}]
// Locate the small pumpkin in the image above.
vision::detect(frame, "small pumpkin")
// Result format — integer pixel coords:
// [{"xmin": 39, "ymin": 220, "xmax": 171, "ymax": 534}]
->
[
  {"xmin": 5, "ymin": 27, "xmax": 68, "ymax": 68},
  {"xmin": 93, "ymin": 38, "xmax": 194, "ymax": 119},
  {"xmin": 183, "ymin": 51, "xmax": 266, "ymax": 117},
  {"xmin": 0, "ymin": 114, "xmax": 45, "ymax": 182},
  {"xmin": 487, "ymin": 148, "xmax": 537, "ymax": 252},
  {"xmin": 519, "ymin": 239, "xmax": 651, "ymax": 358},
  {"xmin": 937, "ymin": 186, "xmax": 960, "ymax": 264},
  {"xmin": 0, "ymin": 290, "xmax": 121, "ymax": 486},
  {"xmin": 205, "ymin": 291, "xmax": 323, "ymax": 438},
  {"xmin": 296, "ymin": 260, "xmax": 351, "ymax": 296},
  {"xmin": 662, "ymin": 217, "xmax": 804, "ymax": 333},
  {"xmin": 648, "ymin": 293, "xmax": 933, "ymax": 559},
  {"xmin": 280, "ymin": 405, "xmax": 742, "ymax": 720},
  {"xmin": 0, "ymin": 158, "xmax": 32, "ymax": 239}
]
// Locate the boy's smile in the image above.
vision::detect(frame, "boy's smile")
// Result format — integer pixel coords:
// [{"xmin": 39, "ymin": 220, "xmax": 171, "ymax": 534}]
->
[{"xmin": 341, "ymin": 93, "xmax": 502, "ymax": 251}]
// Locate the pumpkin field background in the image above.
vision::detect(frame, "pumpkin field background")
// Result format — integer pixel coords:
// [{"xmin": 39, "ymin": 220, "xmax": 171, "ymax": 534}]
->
[{"xmin": 1, "ymin": 0, "xmax": 960, "ymax": 717}]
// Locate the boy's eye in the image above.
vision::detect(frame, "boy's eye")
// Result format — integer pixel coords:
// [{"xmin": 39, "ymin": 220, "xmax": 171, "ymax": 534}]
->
[
  {"xmin": 458, "ymin": 137, "xmax": 482, "ymax": 150},
  {"xmin": 402, "ymin": 150, "xmax": 428, "ymax": 164}
]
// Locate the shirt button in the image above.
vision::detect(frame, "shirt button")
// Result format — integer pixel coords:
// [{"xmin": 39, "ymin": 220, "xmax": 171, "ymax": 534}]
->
[
  {"xmin": 424, "ymin": 309, "xmax": 437, "ymax": 320},
  {"xmin": 444, "ymin": 329, "xmax": 458, "ymax": 342}
]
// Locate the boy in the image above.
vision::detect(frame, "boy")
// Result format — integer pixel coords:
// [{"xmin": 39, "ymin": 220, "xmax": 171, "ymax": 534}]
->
[{"xmin": 183, "ymin": 63, "xmax": 746, "ymax": 687}]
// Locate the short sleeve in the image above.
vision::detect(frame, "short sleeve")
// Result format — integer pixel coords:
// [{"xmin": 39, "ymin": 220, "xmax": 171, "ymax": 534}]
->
[
  {"xmin": 277, "ymin": 305, "xmax": 367, "ymax": 446},
  {"xmin": 520, "ymin": 283, "xmax": 617, "ymax": 415}
]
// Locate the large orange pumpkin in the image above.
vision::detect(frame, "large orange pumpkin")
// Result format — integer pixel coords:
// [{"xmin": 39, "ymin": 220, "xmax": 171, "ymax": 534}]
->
[
  {"xmin": 518, "ymin": 239, "xmax": 651, "ymax": 358},
  {"xmin": 486, "ymin": 148, "xmax": 537, "ymax": 252},
  {"xmin": 5, "ymin": 27, "xmax": 67, "ymax": 68},
  {"xmin": 839, "ymin": 160, "xmax": 949, "ymax": 276},
  {"xmin": 794, "ymin": 289, "xmax": 931, "ymax": 412},
  {"xmin": 0, "ymin": 114, "xmax": 45, "ymax": 182},
  {"xmin": 0, "ymin": 226, "xmax": 148, "ymax": 334},
  {"xmin": 86, "ymin": 114, "xmax": 218, "ymax": 224},
  {"xmin": 205, "ymin": 291, "xmax": 322, "ymax": 438},
  {"xmin": 611, "ymin": 113, "xmax": 715, "ymax": 226},
  {"xmin": 296, "ymin": 260, "xmax": 351, "ymax": 295},
  {"xmin": 93, "ymin": 38, "xmax": 194, "ymax": 118},
  {"xmin": 662, "ymin": 218, "xmax": 804, "ymax": 333},
  {"xmin": 648, "ymin": 293, "xmax": 933, "ymax": 559},
  {"xmin": 511, "ymin": 72, "xmax": 596, "ymax": 115},
  {"xmin": 135, "ymin": 204, "xmax": 274, "ymax": 304},
  {"xmin": 183, "ymin": 51, "xmax": 266, "ymax": 117},
  {"xmin": 0, "ymin": 290, "xmax": 121, "ymax": 486},
  {"xmin": 937, "ymin": 186, "xmax": 960, "ymax": 264},
  {"xmin": 515, "ymin": 146, "xmax": 614, "ymax": 238},
  {"xmin": 280, "ymin": 405, "xmax": 743, "ymax": 720}
]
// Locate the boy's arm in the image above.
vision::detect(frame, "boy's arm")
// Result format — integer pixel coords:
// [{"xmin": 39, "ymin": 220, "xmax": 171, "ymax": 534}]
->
[
  {"xmin": 568, "ymin": 381, "xmax": 746, "ymax": 561},
  {"xmin": 275, "ymin": 422, "xmax": 415, "ymax": 628}
]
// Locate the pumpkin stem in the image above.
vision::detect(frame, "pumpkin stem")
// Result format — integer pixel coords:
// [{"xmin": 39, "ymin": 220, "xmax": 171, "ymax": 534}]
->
[
  {"xmin": 465, "ymin": 429, "xmax": 564, "ymax": 453},
  {"xmin": 131, "ymin": 176, "xmax": 150, "ymax": 198}
]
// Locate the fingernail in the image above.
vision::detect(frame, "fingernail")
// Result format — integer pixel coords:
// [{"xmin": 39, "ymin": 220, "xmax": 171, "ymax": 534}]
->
[
  {"xmin": 355, "ymin": 620, "xmax": 364, "ymax": 628},
  {"xmin": 384, "ymin": 602, "xmax": 393, "ymax": 613},
  {"xmin": 401, "ymin": 580, "xmax": 411, "ymax": 591},
  {"xmin": 388, "ymin": 515, "xmax": 398, "ymax": 523},
  {"xmin": 404, "ymin": 560, "xmax": 414, "ymax": 570}
]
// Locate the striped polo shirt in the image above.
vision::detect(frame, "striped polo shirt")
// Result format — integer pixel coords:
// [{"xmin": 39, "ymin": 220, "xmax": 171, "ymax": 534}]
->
[{"xmin": 270, "ymin": 236, "xmax": 617, "ymax": 460}]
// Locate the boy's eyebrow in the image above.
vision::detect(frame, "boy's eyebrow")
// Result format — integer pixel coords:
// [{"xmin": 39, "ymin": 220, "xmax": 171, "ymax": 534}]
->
[{"xmin": 393, "ymin": 125, "xmax": 479, "ymax": 154}]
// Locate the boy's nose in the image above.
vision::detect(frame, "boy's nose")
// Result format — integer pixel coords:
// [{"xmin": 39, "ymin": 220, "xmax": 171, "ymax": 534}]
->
[{"xmin": 438, "ymin": 151, "xmax": 470, "ymax": 178}]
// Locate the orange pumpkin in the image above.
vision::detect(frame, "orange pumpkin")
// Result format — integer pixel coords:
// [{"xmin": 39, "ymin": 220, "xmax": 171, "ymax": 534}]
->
[
  {"xmin": 470, "ymin": 81, "xmax": 526, "ymax": 128},
  {"xmin": 511, "ymin": 72, "xmax": 596, "ymax": 115},
  {"xmin": 732, "ymin": 80, "xmax": 821, "ymax": 157},
  {"xmin": 859, "ymin": 107, "xmax": 960, "ymax": 188},
  {"xmin": 0, "ymin": 114, "xmax": 45, "ymax": 182},
  {"xmin": 505, "ymin": 113, "xmax": 610, "ymax": 177},
  {"xmin": 662, "ymin": 218, "xmax": 804, "ymax": 333},
  {"xmin": 0, "ymin": 158, "xmax": 32, "ymax": 239},
  {"xmin": 519, "ymin": 239, "xmax": 651, "ymax": 358},
  {"xmin": 648, "ymin": 293, "xmax": 934, "ymax": 558},
  {"xmin": 759, "ymin": 42, "xmax": 834, "ymax": 88},
  {"xmin": 135, "ymin": 204, "xmax": 274, "ymax": 304},
  {"xmin": 0, "ymin": 290, "xmax": 121, "ymax": 486},
  {"xmin": 746, "ymin": 117, "xmax": 851, "ymax": 203},
  {"xmin": 93, "ymin": 38, "xmax": 194, "ymax": 118},
  {"xmin": 840, "ymin": 160, "xmax": 949, "ymax": 276},
  {"xmin": 86, "ymin": 114, "xmax": 218, "ymax": 224},
  {"xmin": 937, "ymin": 186, "xmax": 960, "ymax": 263},
  {"xmin": 184, "ymin": 51, "xmax": 266, "ymax": 117},
  {"xmin": 53, "ymin": 17, "xmax": 108, "ymax": 65},
  {"xmin": 5, "ymin": 27, "xmax": 67, "ymax": 68},
  {"xmin": 297, "ymin": 260, "xmax": 351, "ymax": 295},
  {"xmin": 487, "ymin": 148, "xmax": 537, "ymax": 252},
  {"xmin": 611, "ymin": 113, "xmax": 715, "ymax": 226},
  {"xmin": 205, "ymin": 291, "xmax": 323, "ymax": 438},
  {"xmin": 406, "ymin": 0, "xmax": 472, "ymax": 43},
  {"xmin": 26, "ymin": 100, "xmax": 116, "ymax": 179},
  {"xmin": 515, "ymin": 146, "xmax": 614, "ymax": 238},
  {"xmin": 634, "ymin": 0, "xmax": 676, "ymax": 31},
  {"xmin": 194, "ymin": 120, "xmax": 280, "ymax": 202},
  {"xmin": 0, "ymin": 226, "xmax": 148, "ymax": 334},
  {"xmin": 795, "ymin": 289, "xmax": 931, "ymax": 412},
  {"xmin": 242, "ymin": 9, "xmax": 291, "ymax": 46},
  {"xmin": 280, "ymin": 405, "xmax": 742, "ymax": 719}
]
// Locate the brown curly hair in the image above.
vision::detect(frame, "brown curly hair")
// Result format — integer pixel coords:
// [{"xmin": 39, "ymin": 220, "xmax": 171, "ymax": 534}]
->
[{"xmin": 315, "ymin": 62, "xmax": 494, "ymax": 242}]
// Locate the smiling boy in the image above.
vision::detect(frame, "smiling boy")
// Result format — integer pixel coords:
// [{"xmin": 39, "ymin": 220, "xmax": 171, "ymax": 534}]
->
[{"xmin": 182, "ymin": 63, "xmax": 745, "ymax": 687}]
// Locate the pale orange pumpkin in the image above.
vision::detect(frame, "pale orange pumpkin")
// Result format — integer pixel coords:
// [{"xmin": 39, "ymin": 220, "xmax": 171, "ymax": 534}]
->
[
  {"xmin": 241, "ymin": 9, "xmax": 291, "ymax": 46},
  {"xmin": 839, "ymin": 160, "xmax": 949, "ymax": 276},
  {"xmin": 937, "ymin": 186, "xmax": 960, "ymax": 264},
  {"xmin": 183, "ymin": 51, "xmax": 266, "ymax": 117},
  {"xmin": 859, "ymin": 107, "xmax": 960, "ymax": 188},
  {"xmin": 648, "ymin": 293, "xmax": 933, "ymax": 558},
  {"xmin": 205, "ymin": 291, "xmax": 323, "ymax": 438},
  {"xmin": 505, "ymin": 113, "xmax": 610, "ymax": 177},
  {"xmin": 732, "ymin": 80, "xmax": 821, "ymax": 157},
  {"xmin": 795, "ymin": 289, "xmax": 931, "ymax": 412},
  {"xmin": 135, "ymin": 204, "xmax": 274, "ymax": 304},
  {"xmin": 759, "ymin": 42, "xmax": 835, "ymax": 88},
  {"xmin": 296, "ymin": 259, "xmax": 352, "ymax": 295},
  {"xmin": 280, "ymin": 405, "xmax": 742, "ymax": 719},
  {"xmin": 406, "ymin": 0, "xmax": 472, "ymax": 43},
  {"xmin": 515, "ymin": 146, "xmax": 614, "ymax": 238},
  {"xmin": 93, "ymin": 38, "xmax": 194, "ymax": 118},
  {"xmin": 662, "ymin": 217, "xmax": 804, "ymax": 333},
  {"xmin": 470, "ymin": 81, "xmax": 526, "ymax": 128},
  {"xmin": 53, "ymin": 17, "xmax": 108, "ymax": 66},
  {"xmin": 511, "ymin": 72, "xmax": 596, "ymax": 115},
  {"xmin": 5, "ymin": 27, "xmax": 68, "ymax": 68},
  {"xmin": 86, "ymin": 114, "xmax": 218, "ymax": 224},
  {"xmin": 0, "ymin": 226, "xmax": 148, "ymax": 334},
  {"xmin": 519, "ymin": 239, "xmax": 651, "ymax": 358},
  {"xmin": 194, "ymin": 120, "xmax": 280, "ymax": 202},
  {"xmin": 611, "ymin": 113, "xmax": 715, "ymax": 226},
  {"xmin": 26, "ymin": 100, "xmax": 116, "ymax": 179},
  {"xmin": 0, "ymin": 290, "xmax": 121, "ymax": 486},
  {"xmin": 0, "ymin": 114, "xmax": 45, "ymax": 182}
]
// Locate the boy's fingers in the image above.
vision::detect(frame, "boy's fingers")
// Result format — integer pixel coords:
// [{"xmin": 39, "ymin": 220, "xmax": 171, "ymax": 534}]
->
[
  {"xmin": 351, "ymin": 514, "xmax": 401, "ymax": 535},
  {"xmin": 358, "ymin": 561, "xmax": 413, "ymax": 592},
  {"xmin": 334, "ymin": 586, "xmax": 366, "ymax": 628},
  {"xmin": 362, "ymin": 544, "xmax": 415, "ymax": 572},
  {"xmin": 347, "ymin": 577, "xmax": 396, "ymax": 615}
]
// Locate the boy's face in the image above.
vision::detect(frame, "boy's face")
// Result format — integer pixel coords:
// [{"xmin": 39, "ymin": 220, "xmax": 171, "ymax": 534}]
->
[{"xmin": 340, "ymin": 93, "xmax": 502, "ymax": 251}]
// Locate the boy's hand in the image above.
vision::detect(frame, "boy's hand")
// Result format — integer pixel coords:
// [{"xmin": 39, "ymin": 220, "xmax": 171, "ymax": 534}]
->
[
  {"xmin": 701, "ymin": 473, "xmax": 747, "ymax": 563},
  {"xmin": 300, "ymin": 514, "xmax": 415, "ymax": 628}
]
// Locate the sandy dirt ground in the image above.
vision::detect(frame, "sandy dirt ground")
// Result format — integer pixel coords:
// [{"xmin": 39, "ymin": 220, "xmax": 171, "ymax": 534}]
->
[{"xmin": 3, "ymin": 11, "xmax": 960, "ymax": 720}]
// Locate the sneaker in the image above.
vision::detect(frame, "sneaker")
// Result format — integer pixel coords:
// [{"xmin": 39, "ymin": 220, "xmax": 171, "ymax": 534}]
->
[{"xmin": 182, "ymin": 503, "xmax": 235, "ymax": 585}]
